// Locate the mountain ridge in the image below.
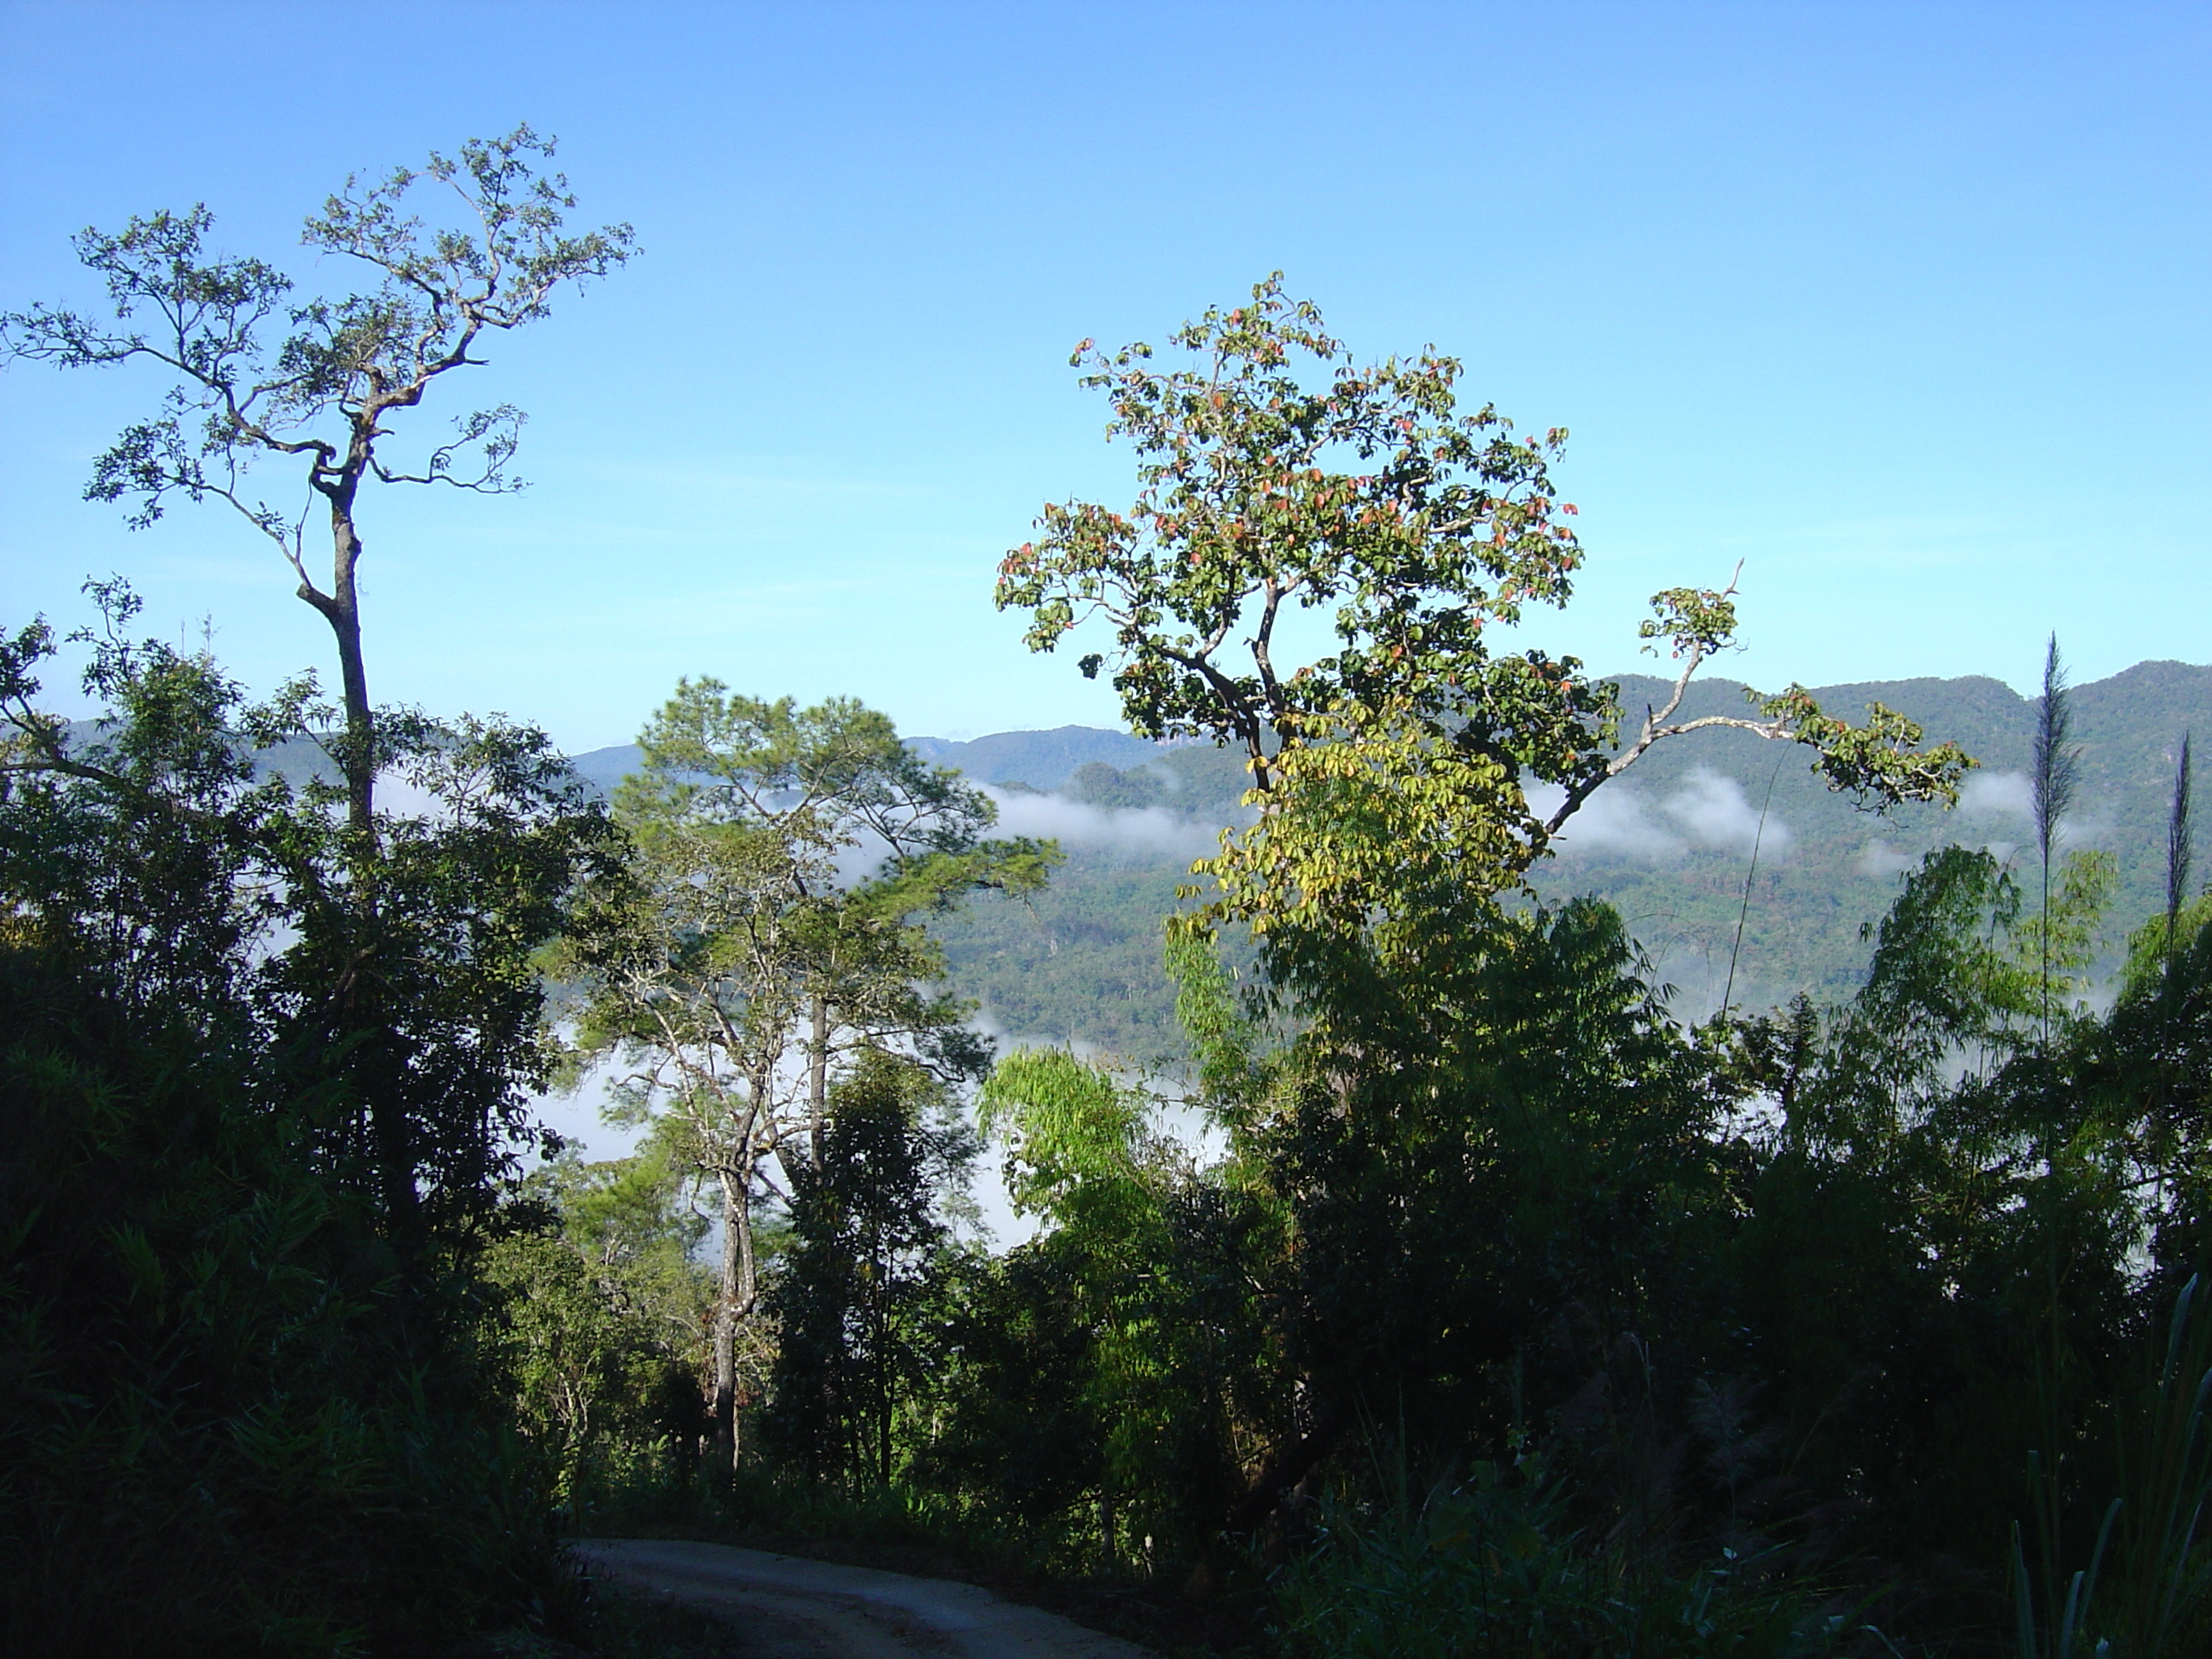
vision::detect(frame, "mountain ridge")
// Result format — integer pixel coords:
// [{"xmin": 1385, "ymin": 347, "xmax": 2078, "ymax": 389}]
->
[
  {"xmin": 125, "ymin": 662, "xmax": 2196, "ymax": 1053},
  {"xmin": 911, "ymin": 660, "xmax": 2212, "ymax": 1050}
]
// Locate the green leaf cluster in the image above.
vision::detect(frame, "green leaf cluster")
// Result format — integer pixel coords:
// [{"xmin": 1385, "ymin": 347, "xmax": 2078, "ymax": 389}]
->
[{"xmin": 0, "ymin": 602, "xmax": 604, "ymax": 1650}]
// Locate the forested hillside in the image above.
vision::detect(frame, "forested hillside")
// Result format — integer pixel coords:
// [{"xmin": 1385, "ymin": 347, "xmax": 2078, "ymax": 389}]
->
[
  {"xmin": 250, "ymin": 657, "xmax": 2212, "ymax": 1060},
  {"xmin": 899, "ymin": 661, "xmax": 2212, "ymax": 1052}
]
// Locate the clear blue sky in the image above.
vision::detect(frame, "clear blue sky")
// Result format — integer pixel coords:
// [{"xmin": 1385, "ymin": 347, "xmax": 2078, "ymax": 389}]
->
[{"xmin": 3, "ymin": 1, "xmax": 2206, "ymax": 753}]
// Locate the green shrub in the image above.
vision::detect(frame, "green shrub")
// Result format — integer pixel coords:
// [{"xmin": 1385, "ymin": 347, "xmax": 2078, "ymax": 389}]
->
[{"xmin": 1275, "ymin": 1457, "xmax": 1860, "ymax": 1659}]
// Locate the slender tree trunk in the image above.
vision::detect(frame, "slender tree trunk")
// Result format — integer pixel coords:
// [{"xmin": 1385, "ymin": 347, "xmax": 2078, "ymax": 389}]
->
[
  {"xmin": 808, "ymin": 995, "xmax": 830, "ymax": 1167},
  {"xmin": 711, "ymin": 1164, "xmax": 747, "ymax": 1473},
  {"xmin": 709, "ymin": 1090, "xmax": 770, "ymax": 1475},
  {"xmin": 364, "ymin": 1006, "xmax": 422, "ymax": 1250},
  {"xmin": 329, "ymin": 599, "xmax": 376, "ymax": 839},
  {"xmin": 311, "ymin": 495, "xmax": 380, "ymax": 845},
  {"xmin": 736, "ymin": 1177, "xmax": 756, "ymax": 1413},
  {"xmin": 879, "ymin": 1362, "xmax": 893, "ymax": 1488},
  {"xmin": 301, "ymin": 494, "xmax": 422, "ymax": 1249},
  {"xmin": 875, "ymin": 1255, "xmax": 894, "ymax": 1489}
]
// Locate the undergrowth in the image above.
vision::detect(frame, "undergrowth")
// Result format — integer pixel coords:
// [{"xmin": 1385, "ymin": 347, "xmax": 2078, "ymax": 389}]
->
[{"xmin": 1272, "ymin": 1455, "xmax": 1877, "ymax": 1659}]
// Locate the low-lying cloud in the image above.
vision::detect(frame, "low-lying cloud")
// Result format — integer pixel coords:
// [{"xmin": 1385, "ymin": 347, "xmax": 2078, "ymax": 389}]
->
[
  {"xmin": 1665, "ymin": 768, "xmax": 1792, "ymax": 855},
  {"xmin": 1856, "ymin": 838, "xmax": 1921, "ymax": 878},
  {"xmin": 981, "ymin": 787, "xmax": 1235, "ymax": 864},
  {"xmin": 1530, "ymin": 767, "xmax": 1793, "ymax": 863},
  {"xmin": 1959, "ymin": 770, "xmax": 2034, "ymax": 821},
  {"xmin": 1956, "ymin": 768, "xmax": 2109, "ymax": 849}
]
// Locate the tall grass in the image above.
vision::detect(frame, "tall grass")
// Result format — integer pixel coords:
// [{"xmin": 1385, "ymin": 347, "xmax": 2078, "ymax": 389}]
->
[{"xmin": 2012, "ymin": 1275, "xmax": 2212, "ymax": 1659}]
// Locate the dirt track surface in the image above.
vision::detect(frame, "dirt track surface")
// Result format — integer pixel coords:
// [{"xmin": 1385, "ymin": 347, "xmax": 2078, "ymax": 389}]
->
[{"xmin": 574, "ymin": 1540, "xmax": 1161, "ymax": 1659}]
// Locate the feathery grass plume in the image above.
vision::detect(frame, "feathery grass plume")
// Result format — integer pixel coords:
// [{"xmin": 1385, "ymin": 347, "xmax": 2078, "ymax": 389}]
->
[
  {"xmin": 2032, "ymin": 634, "xmax": 2079, "ymax": 873},
  {"xmin": 2166, "ymin": 733, "xmax": 2192, "ymax": 969},
  {"xmin": 2032, "ymin": 634, "xmax": 2080, "ymax": 1050}
]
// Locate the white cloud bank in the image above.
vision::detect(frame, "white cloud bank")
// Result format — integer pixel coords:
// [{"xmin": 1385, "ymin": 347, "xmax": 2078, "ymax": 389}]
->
[
  {"xmin": 1959, "ymin": 769, "xmax": 2034, "ymax": 822},
  {"xmin": 1529, "ymin": 767, "xmax": 1794, "ymax": 863},
  {"xmin": 1855, "ymin": 838, "xmax": 1922, "ymax": 878},
  {"xmin": 981, "ymin": 786, "xmax": 1234, "ymax": 864},
  {"xmin": 1954, "ymin": 768, "xmax": 2108, "ymax": 851}
]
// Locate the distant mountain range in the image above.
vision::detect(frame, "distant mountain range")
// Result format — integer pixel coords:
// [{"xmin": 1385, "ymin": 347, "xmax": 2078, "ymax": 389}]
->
[
  {"xmin": 1521, "ymin": 661, "xmax": 2211, "ymax": 1012},
  {"xmin": 905, "ymin": 661, "xmax": 2212, "ymax": 1052},
  {"xmin": 108, "ymin": 663, "xmax": 2206, "ymax": 1057},
  {"xmin": 567, "ymin": 725, "xmax": 1173, "ymax": 801},
  {"xmin": 906, "ymin": 727, "xmax": 1167, "ymax": 789}
]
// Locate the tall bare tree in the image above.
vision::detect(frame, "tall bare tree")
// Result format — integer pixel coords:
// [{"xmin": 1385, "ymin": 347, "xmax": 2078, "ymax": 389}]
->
[
  {"xmin": 3, "ymin": 124, "xmax": 634, "ymax": 839},
  {"xmin": 3, "ymin": 127, "xmax": 634, "ymax": 1245}
]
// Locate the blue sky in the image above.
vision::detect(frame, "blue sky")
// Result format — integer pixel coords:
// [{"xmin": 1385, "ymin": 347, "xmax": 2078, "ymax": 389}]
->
[{"xmin": 3, "ymin": 1, "xmax": 2206, "ymax": 754}]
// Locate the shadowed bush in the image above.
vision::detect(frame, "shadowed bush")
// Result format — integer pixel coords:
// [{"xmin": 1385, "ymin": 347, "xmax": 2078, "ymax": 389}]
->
[
  {"xmin": 1275, "ymin": 1454, "xmax": 1864, "ymax": 1659},
  {"xmin": 0, "ymin": 935, "xmax": 576, "ymax": 1654}
]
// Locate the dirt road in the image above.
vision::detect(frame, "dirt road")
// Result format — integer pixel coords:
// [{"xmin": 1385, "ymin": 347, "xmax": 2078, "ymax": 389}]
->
[{"xmin": 573, "ymin": 1539, "xmax": 1160, "ymax": 1659}]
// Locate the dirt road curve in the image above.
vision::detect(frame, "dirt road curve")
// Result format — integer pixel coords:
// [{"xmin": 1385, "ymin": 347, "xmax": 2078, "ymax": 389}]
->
[{"xmin": 574, "ymin": 1539, "xmax": 1160, "ymax": 1659}]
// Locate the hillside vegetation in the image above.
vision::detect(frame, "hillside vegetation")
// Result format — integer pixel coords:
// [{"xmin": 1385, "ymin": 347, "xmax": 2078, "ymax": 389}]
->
[
  {"xmin": 912, "ymin": 661, "xmax": 2212, "ymax": 1052},
  {"xmin": 15, "ymin": 196, "xmax": 2212, "ymax": 1659}
]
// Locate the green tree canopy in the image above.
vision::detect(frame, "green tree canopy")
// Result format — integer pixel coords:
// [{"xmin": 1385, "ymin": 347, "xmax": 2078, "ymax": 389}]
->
[
  {"xmin": 555, "ymin": 678, "xmax": 1054, "ymax": 1467},
  {"xmin": 997, "ymin": 276, "xmax": 1973, "ymax": 934}
]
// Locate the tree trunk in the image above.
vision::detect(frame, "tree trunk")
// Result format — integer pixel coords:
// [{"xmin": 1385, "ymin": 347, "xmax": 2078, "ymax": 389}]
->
[
  {"xmin": 875, "ymin": 1261, "xmax": 894, "ymax": 1489},
  {"xmin": 736, "ymin": 1165, "xmax": 757, "ymax": 1408},
  {"xmin": 708, "ymin": 1120, "xmax": 765, "ymax": 1476},
  {"xmin": 363, "ymin": 1004, "xmax": 422, "ymax": 1253},
  {"xmin": 303, "ymin": 498, "xmax": 421, "ymax": 1252},
  {"xmin": 1225, "ymin": 1404, "xmax": 1352, "ymax": 1534},
  {"xmin": 314, "ymin": 498, "xmax": 380, "ymax": 845},
  {"xmin": 711, "ymin": 1165, "xmax": 744, "ymax": 1473},
  {"xmin": 808, "ymin": 995, "xmax": 830, "ymax": 1167}
]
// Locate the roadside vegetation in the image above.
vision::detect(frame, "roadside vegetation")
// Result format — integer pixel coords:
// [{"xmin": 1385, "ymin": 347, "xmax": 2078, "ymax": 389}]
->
[{"xmin": 4, "ymin": 136, "xmax": 2209, "ymax": 1658}]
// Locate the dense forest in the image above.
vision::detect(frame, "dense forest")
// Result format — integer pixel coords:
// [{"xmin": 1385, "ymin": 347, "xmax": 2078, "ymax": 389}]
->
[{"xmin": 6, "ymin": 133, "xmax": 2212, "ymax": 1659}]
